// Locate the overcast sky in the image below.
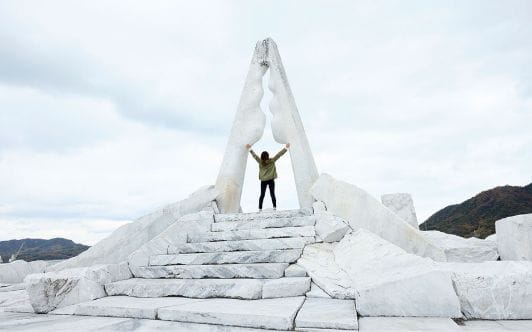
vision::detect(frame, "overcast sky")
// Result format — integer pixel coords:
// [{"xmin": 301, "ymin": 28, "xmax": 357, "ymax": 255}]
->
[{"xmin": 1, "ymin": 0, "xmax": 531, "ymax": 245}]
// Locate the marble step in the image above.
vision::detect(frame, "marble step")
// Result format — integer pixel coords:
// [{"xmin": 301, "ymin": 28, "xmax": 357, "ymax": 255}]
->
[
  {"xmin": 188, "ymin": 226, "xmax": 316, "ymax": 243},
  {"xmin": 150, "ymin": 249, "xmax": 302, "ymax": 266},
  {"xmin": 131, "ymin": 263, "xmax": 289, "ymax": 279},
  {"xmin": 74, "ymin": 296, "xmax": 203, "ymax": 320},
  {"xmin": 73, "ymin": 295, "xmax": 305, "ymax": 330},
  {"xmin": 295, "ymin": 298, "xmax": 358, "ymax": 330},
  {"xmin": 158, "ymin": 296, "xmax": 306, "ymax": 330},
  {"xmin": 170, "ymin": 237, "xmax": 315, "ymax": 254},
  {"xmin": 211, "ymin": 216, "xmax": 316, "ymax": 232},
  {"xmin": 214, "ymin": 209, "xmax": 312, "ymax": 222},
  {"xmin": 105, "ymin": 277, "xmax": 310, "ymax": 300}
]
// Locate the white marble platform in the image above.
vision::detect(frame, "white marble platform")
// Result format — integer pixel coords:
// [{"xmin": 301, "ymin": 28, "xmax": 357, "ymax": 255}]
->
[
  {"xmin": 3, "ymin": 311, "xmax": 532, "ymax": 331},
  {"xmin": 188, "ymin": 226, "xmax": 315, "ymax": 242},
  {"xmin": 211, "ymin": 216, "xmax": 316, "ymax": 232},
  {"xmin": 214, "ymin": 209, "xmax": 311, "ymax": 222}
]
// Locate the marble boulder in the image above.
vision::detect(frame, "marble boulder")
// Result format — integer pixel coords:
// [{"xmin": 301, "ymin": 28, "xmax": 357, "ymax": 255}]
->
[
  {"xmin": 381, "ymin": 193, "xmax": 418, "ymax": 229},
  {"xmin": 314, "ymin": 211, "xmax": 350, "ymax": 243},
  {"xmin": 311, "ymin": 174, "xmax": 446, "ymax": 261},
  {"xmin": 296, "ymin": 243, "xmax": 356, "ymax": 300},
  {"xmin": 25, "ymin": 262, "xmax": 131, "ymax": 313},
  {"xmin": 422, "ymin": 230, "xmax": 498, "ymax": 262},
  {"xmin": 0, "ymin": 260, "xmax": 47, "ymax": 284},
  {"xmin": 334, "ymin": 229, "xmax": 462, "ymax": 317},
  {"xmin": 439, "ymin": 261, "xmax": 532, "ymax": 319},
  {"xmin": 495, "ymin": 213, "xmax": 532, "ymax": 261}
]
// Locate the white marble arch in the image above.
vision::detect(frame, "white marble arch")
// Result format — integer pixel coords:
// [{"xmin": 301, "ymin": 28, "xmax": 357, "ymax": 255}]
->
[{"xmin": 215, "ymin": 38, "xmax": 318, "ymax": 213}]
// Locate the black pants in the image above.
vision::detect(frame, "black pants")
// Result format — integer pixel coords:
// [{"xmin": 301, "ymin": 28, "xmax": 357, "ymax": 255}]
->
[{"xmin": 259, "ymin": 179, "xmax": 276, "ymax": 209}]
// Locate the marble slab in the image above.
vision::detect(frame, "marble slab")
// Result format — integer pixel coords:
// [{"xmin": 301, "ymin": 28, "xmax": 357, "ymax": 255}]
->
[
  {"xmin": 284, "ymin": 264, "xmax": 307, "ymax": 277},
  {"xmin": 358, "ymin": 317, "xmax": 461, "ymax": 331},
  {"xmin": 149, "ymin": 249, "xmax": 302, "ymax": 265},
  {"xmin": 131, "ymin": 263, "xmax": 289, "ymax": 279},
  {"xmin": 170, "ymin": 237, "xmax": 314, "ymax": 254},
  {"xmin": 295, "ymin": 298, "xmax": 358, "ymax": 330},
  {"xmin": 305, "ymin": 282, "xmax": 332, "ymax": 298},
  {"xmin": 74, "ymin": 296, "xmax": 203, "ymax": 319},
  {"xmin": 212, "ymin": 216, "xmax": 316, "ymax": 232},
  {"xmin": 262, "ymin": 277, "xmax": 310, "ymax": 298},
  {"xmin": 188, "ymin": 226, "xmax": 315, "ymax": 242},
  {"xmin": 105, "ymin": 278, "xmax": 263, "ymax": 299},
  {"xmin": 158, "ymin": 296, "xmax": 305, "ymax": 330},
  {"xmin": 214, "ymin": 209, "xmax": 311, "ymax": 222}
]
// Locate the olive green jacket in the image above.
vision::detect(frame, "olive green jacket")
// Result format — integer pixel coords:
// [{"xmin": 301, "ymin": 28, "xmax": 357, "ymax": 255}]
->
[{"xmin": 249, "ymin": 148, "xmax": 287, "ymax": 181}]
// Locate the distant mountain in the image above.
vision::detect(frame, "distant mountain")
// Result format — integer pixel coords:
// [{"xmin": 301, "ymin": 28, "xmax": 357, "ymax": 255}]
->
[
  {"xmin": 420, "ymin": 183, "xmax": 532, "ymax": 239},
  {"xmin": 0, "ymin": 238, "xmax": 89, "ymax": 262}
]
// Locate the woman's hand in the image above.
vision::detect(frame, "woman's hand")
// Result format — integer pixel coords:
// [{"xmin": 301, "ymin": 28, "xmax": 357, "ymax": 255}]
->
[
  {"xmin": 285, "ymin": 143, "xmax": 290, "ymax": 149},
  {"xmin": 245, "ymin": 144, "xmax": 251, "ymax": 149}
]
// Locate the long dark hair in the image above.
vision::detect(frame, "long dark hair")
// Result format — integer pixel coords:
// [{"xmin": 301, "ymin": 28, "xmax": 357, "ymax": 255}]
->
[{"xmin": 260, "ymin": 151, "xmax": 269, "ymax": 164}]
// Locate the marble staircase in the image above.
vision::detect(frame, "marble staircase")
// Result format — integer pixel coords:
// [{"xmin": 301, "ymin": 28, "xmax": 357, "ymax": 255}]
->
[
  {"xmin": 69, "ymin": 209, "xmax": 358, "ymax": 331},
  {"xmin": 106, "ymin": 209, "xmax": 316, "ymax": 300}
]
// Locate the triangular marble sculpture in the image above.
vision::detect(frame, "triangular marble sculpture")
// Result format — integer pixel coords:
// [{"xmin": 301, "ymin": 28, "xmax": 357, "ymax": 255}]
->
[{"xmin": 215, "ymin": 38, "xmax": 319, "ymax": 213}]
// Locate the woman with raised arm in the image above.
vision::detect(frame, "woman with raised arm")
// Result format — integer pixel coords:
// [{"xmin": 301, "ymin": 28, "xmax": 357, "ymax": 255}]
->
[{"xmin": 245, "ymin": 143, "xmax": 290, "ymax": 212}]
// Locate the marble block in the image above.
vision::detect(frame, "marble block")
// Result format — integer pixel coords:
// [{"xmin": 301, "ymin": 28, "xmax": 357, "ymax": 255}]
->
[
  {"xmin": 284, "ymin": 264, "xmax": 307, "ymax": 277},
  {"xmin": 149, "ymin": 249, "xmax": 302, "ymax": 266},
  {"xmin": 158, "ymin": 296, "xmax": 305, "ymax": 330},
  {"xmin": 306, "ymin": 282, "xmax": 332, "ymax": 298},
  {"xmin": 214, "ymin": 209, "xmax": 311, "ymax": 222},
  {"xmin": 358, "ymin": 317, "xmax": 460, "ymax": 331},
  {"xmin": 312, "ymin": 201, "xmax": 327, "ymax": 213},
  {"xmin": 439, "ymin": 261, "xmax": 532, "ymax": 319},
  {"xmin": 171, "ymin": 237, "xmax": 314, "ymax": 254},
  {"xmin": 314, "ymin": 212, "xmax": 350, "ymax": 243},
  {"xmin": 495, "ymin": 213, "xmax": 532, "ymax": 260},
  {"xmin": 334, "ymin": 230, "xmax": 462, "ymax": 317},
  {"xmin": 105, "ymin": 278, "xmax": 263, "ymax": 300},
  {"xmin": 25, "ymin": 263, "xmax": 131, "ymax": 313},
  {"xmin": 0, "ymin": 289, "xmax": 32, "ymax": 313},
  {"xmin": 188, "ymin": 226, "xmax": 315, "ymax": 242},
  {"xmin": 310, "ymin": 174, "xmax": 446, "ymax": 261},
  {"xmin": 211, "ymin": 216, "xmax": 315, "ymax": 232},
  {"xmin": 25, "ymin": 274, "xmax": 105, "ymax": 314},
  {"xmin": 0, "ymin": 260, "xmax": 47, "ymax": 284},
  {"xmin": 262, "ymin": 277, "xmax": 310, "ymax": 298},
  {"xmin": 381, "ymin": 193, "xmax": 418, "ymax": 229},
  {"xmin": 131, "ymin": 263, "xmax": 288, "ymax": 279},
  {"xmin": 295, "ymin": 298, "xmax": 358, "ymax": 330},
  {"xmin": 296, "ymin": 243, "xmax": 356, "ymax": 300},
  {"xmin": 74, "ymin": 296, "xmax": 202, "ymax": 320},
  {"xmin": 422, "ymin": 230, "xmax": 498, "ymax": 262}
]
